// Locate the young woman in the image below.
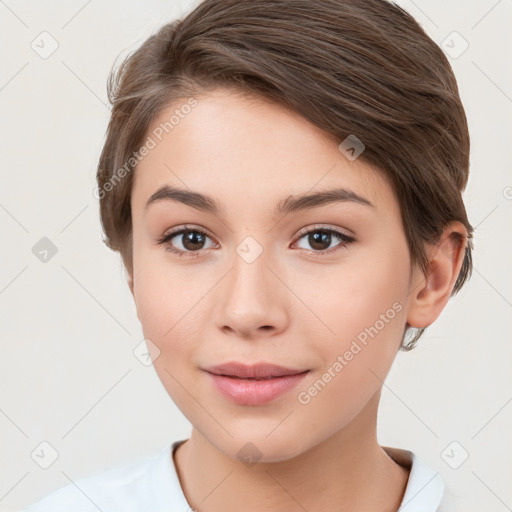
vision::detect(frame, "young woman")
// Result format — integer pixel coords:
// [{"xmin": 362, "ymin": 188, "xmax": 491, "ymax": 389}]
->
[{"xmin": 24, "ymin": 0, "xmax": 473, "ymax": 510}]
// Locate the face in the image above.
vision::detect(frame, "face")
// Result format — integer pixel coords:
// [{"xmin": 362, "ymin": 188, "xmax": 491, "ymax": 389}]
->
[{"xmin": 129, "ymin": 88, "xmax": 414, "ymax": 462}]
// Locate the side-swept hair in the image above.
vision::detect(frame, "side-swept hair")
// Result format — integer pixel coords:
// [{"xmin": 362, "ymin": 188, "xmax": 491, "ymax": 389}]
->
[{"xmin": 96, "ymin": 0, "xmax": 473, "ymax": 350}]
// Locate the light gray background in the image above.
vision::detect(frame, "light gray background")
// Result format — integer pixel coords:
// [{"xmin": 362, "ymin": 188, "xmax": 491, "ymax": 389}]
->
[{"xmin": 0, "ymin": 1, "xmax": 511, "ymax": 510}]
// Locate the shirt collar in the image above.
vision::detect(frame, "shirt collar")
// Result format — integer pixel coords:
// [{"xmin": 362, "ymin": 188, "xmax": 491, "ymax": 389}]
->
[{"xmin": 383, "ymin": 445, "xmax": 445, "ymax": 511}]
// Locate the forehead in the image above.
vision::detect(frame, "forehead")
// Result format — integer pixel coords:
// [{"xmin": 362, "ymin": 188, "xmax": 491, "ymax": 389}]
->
[{"xmin": 131, "ymin": 88, "xmax": 395, "ymax": 218}]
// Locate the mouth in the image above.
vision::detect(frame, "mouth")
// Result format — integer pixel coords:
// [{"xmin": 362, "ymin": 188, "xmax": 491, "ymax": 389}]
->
[
  {"xmin": 203, "ymin": 361, "xmax": 310, "ymax": 379},
  {"xmin": 203, "ymin": 362, "xmax": 310, "ymax": 406},
  {"xmin": 213, "ymin": 374, "xmax": 305, "ymax": 380}
]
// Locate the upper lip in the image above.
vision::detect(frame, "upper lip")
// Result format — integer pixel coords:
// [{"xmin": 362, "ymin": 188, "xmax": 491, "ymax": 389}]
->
[{"xmin": 204, "ymin": 362, "xmax": 310, "ymax": 379}]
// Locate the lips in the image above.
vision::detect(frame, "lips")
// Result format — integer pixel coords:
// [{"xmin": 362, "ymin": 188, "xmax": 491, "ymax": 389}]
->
[
  {"xmin": 203, "ymin": 361, "xmax": 310, "ymax": 380},
  {"xmin": 204, "ymin": 363, "xmax": 310, "ymax": 406}
]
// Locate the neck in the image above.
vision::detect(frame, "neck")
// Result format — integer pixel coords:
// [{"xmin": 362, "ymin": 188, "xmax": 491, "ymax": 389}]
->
[{"xmin": 173, "ymin": 392, "xmax": 410, "ymax": 512}]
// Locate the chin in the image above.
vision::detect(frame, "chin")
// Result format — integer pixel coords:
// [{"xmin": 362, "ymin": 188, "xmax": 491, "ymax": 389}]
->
[{"xmin": 204, "ymin": 426, "xmax": 315, "ymax": 465}]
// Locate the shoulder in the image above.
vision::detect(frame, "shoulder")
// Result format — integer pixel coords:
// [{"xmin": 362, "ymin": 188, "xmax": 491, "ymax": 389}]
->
[{"xmin": 22, "ymin": 444, "xmax": 174, "ymax": 512}]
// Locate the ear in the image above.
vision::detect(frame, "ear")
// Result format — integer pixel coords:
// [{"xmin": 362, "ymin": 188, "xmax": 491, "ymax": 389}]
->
[{"xmin": 407, "ymin": 222, "xmax": 468, "ymax": 329}]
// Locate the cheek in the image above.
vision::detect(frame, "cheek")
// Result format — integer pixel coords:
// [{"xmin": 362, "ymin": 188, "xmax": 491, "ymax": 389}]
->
[
  {"xmin": 132, "ymin": 233, "xmax": 193, "ymax": 331},
  {"xmin": 297, "ymin": 247, "xmax": 408, "ymax": 342},
  {"xmin": 132, "ymin": 253, "xmax": 213, "ymax": 364},
  {"xmin": 293, "ymin": 265, "xmax": 408, "ymax": 429},
  {"xmin": 132, "ymin": 262, "xmax": 202, "ymax": 416},
  {"xmin": 132, "ymin": 251, "xmax": 189, "ymax": 354},
  {"xmin": 295, "ymin": 243, "xmax": 410, "ymax": 391}
]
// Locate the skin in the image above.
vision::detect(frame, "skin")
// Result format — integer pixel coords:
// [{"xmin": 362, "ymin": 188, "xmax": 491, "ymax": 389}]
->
[{"xmin": 127, "ymin": 87, "xmax": 467, "ymax": 512}]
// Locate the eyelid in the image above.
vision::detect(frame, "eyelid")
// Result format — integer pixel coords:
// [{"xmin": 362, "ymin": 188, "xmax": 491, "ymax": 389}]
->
[
  {"xmin": 294, "ymin": 223, "xmax": 354, "ymax": 239},
  {"xmin": 161, "ymin": 224, "xmax": 215, "ymax": 240}
]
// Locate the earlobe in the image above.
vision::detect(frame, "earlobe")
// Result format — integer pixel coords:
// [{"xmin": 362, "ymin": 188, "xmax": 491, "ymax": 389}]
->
[{"xmin": 407, "ymin": 222, "xmax": 468, "ymax": 329}]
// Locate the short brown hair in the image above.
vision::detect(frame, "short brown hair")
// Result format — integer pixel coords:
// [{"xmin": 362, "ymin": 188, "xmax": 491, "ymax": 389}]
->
[{"xmin": 96, "ymin": 0, "xmax": 474, "ymax": 350}]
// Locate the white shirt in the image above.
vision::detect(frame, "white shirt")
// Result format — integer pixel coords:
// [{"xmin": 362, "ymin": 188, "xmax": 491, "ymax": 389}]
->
[{"xmin": 23, "ymin": 440, "xmax": 448, "ymax": 511}]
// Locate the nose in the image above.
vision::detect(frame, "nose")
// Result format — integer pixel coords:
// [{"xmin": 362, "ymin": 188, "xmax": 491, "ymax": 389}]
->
[{"xmin": 213, "ymin": 244, "xmax": 290, "ymax": 339}]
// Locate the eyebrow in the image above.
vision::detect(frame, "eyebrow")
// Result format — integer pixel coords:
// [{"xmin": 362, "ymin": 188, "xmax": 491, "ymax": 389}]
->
[{"xmin": 145, "ymin": 185, "xmax": 374, "ymax": 218}]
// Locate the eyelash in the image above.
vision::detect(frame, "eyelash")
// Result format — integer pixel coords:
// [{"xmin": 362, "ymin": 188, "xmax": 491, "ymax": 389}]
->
[{"xmin": 157, "ymin": 224, "xmax": 356, "ymax": 258}]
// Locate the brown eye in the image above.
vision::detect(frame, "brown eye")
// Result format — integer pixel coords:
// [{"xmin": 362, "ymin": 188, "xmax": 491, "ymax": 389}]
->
[
  {"xmin": 295, "ymin": 226, "xmax": 355, "ymax": 254},
  {"xmin": 306, "ymin": 230, "xmax": 333, "ymax": 251},
  {"xmin": 157, "ymin": 226, "xmax": 215, "ymax": 257},
  {"xmin": 178, "ymin": 230, "xmax": 207, "ymax": 251}
]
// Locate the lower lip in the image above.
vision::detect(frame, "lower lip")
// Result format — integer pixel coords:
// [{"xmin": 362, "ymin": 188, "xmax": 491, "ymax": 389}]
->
[{"xmin": 206, "ymin": 371, "xmax": 309, "ymax": 406}]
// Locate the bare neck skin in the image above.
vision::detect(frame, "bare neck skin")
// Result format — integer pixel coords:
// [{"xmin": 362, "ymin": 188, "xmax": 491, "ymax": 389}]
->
[{"xmin": 173, "ymin": 390, "xmax": 410, "ymax": 512}]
